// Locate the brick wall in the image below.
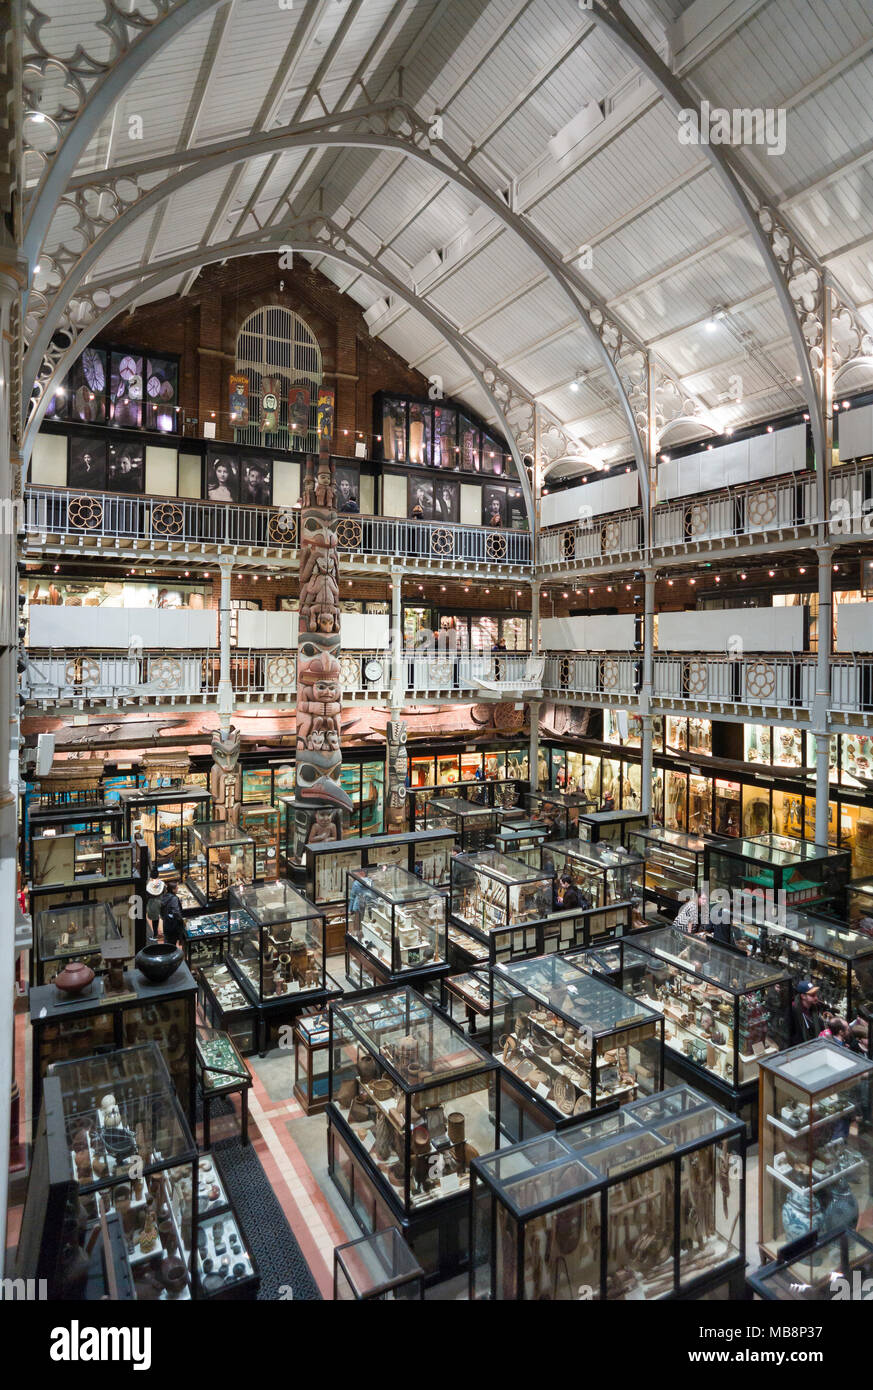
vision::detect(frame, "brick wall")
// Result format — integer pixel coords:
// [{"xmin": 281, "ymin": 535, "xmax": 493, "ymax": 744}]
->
[{"xmin": 97, "ymin": 253, "xmax": 428, "ymax": 445}]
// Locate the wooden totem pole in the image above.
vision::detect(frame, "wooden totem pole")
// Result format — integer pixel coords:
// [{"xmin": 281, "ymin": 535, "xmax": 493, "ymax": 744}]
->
[{"xmin": 292, "ymin": 443, "xmax": 353, "ymax": 862}]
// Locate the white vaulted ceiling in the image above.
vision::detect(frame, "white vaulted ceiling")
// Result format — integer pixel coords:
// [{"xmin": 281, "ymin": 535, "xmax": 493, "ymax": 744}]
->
[{"xmin": 21, "ymin": 0, "xmax": 873, "ymax": 472}]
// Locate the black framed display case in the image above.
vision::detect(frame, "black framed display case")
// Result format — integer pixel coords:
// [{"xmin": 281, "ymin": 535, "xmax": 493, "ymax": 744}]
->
[
  {"xmin": 730, "ymin": 908, "xmax": 873, "ymax": 1023},
  {"xmin": 117, "ymin": 785, "xmax": 213, "ymax": 879},
  {"xmin": 616, "ymin": 927, "xmax": 792, "ymax": 1130},
  {"xmin": 227, "ymin": 879, "xmax": 326, "ymax": 1004},
  {"xmin": 443, "ymin": 967, "xmax": 494, "ymax": 1039},
  {"xmin": 28, "ymin": 801, "xmax": 125, "ymax": 878},
  {"xmin": 706, "ymin": 834, "xmax": 851, "ymax": 917},
  {"xmin": 542, "ymin": 838, "xmax": 645, "ymax": 914},
  {"xmin": 758, "ymin": 1037, "xmax": 873, "ymax": 1263},
  {"xmin": 410, "ymin": 777, "xmax": 527, "ymax": 827},
  {"xmin": 346, "ymin": 863, "xmax": 448, "ymax": 983},
  {"xmin": 627, "ymin": 826, "xmax": 709, "ymax": 914},
  {"xmin": 471, "ymin": 1085, "xmax": 746, "ymax": 1301},
  {"xmin": 30, "ymin": 963, "xmax": 197, "ymax": 1128},
  {"xmin": 293, "ymin": 1010, "xmax": 331, "ymax": 1115},
  {"xmin": 423, "ymin": 795, "xmax": 497, "ymax": 851},
  {"xmin": 490, "ymin": 954, "xmax": 664, "ymax": 1132},
  {"xmin": 334, "ymin": 1227, "xmax": 425, "ymax": 1301},
  {"xmin": 196, "ymin": 963, "xmax": 259, "ymax": 1057},
  {"xmin": 576, "ymin": 808, "xmax": 649, "ymax": 846},
  {"xmin": 33, "ymin": 900, "xmax": 121, "ymax": 988},
  {"xmin": 527, "ymin": 790, "xmax": 597, "ymax": 841},
  {"xmin": 849, "ymin": 877, "xmax": 873, "ymax": 936},
  {"xmin": 494, "ymin": 823, "xmax": 549, "ymax": 866},
  {"xmin": 327, "ymin": 986, "xmax": 502, "ymax": 1281},
  {"xmin": 302, "ymin": 826, "xmax": 456, "ymax": 909},
  {"xmin": 451, "ymin": 849, "xmax": 552, "ymax": 938},
  {"xmin": 236, "ymin": 803, "xmax": 279, "ymax": 880},
  {"xmin": 747, "ymin": 1228, "xmax": 873, "ymax": 1300},
  {"xmin": 187, "ymin": 821, "xmax": 256, "ymax": 906},
  {"xmin": 195, "ymin": 1025, "xmax": 252, "ymax": 1148},
  {"xmin": 20, "ymin": 1044, "xmax": 199, "ymax": 1300}
]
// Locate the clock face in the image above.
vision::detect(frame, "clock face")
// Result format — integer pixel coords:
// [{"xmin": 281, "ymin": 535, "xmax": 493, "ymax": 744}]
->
[{"xmin": 82, "ymin": 348, "xmax": 104, "ymax": 392}]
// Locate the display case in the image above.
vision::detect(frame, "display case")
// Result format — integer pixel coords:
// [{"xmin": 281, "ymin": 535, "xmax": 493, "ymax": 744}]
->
[
  {"xmin": 542, "ymin": 839, "xmax": 644, "ymax": 912},
  {"xmin": 627, "ymin": 826, "xmax": 708, "ymax": 913},
  {"xmin": 293, "ymin": 1011, "xmax": 331, "ymax": 1115},
  {"xmin": 494, "ymin": 823, "xmax": 549, "ymax": 867},
  {"xmin": 576, "ymin": 808, "xmax": 649, "ymax": 845},
  {"xmin": 195, "ymin": 1025, "xmax": 252, "ymax": 1148},
  {"xmin": 527, "ymin": 791, "xmax": 596, "ymax": 840},
  {"xmin": 471, "ymin": 1085, "xmax": 746, "ymax": 1300},
  {"xmin": 327, "ymin": 987, "xmax": 501, "ymax": 1279},
  {"xmin": 226, "ymin": 879, "xmax": 326, "ymax": 1003},
  {"xmin": 33, "ymin": 900, "xmax": 121, "ymax": 988},
  {"xmin": 117, "ymin": 786, "xmax": 213, "ymax": 879},
  {"xmin": 451, "ymin": 850, "xmax": 553, "ymax": 936},
  {"xmin": 31, "ymin": 826, "xmax": 130, "ymax": 887},
  {"xmin": 27, "ymin": 802, "xmax": 125, "ymax": 878},
  {"xmin": 346, "ymin": 864, "xmax": 448, "ymax": 979},
  {"xmin": 236, "ymin": 803, "xmax": 279, "ymax": 880},
  {"xmin": 758, "ymin": 1037, "xmax": 873, "ymax": 1261},
  {"xmin": 303, "ymin": 827, "xmax": 456, "ymax": 908},
  {"xmin": 490, "ymin": 954, "xmax": 664, "ymax": 1126},
  {"xmin": 29, "ymin": 1044, "xmax": 199, "ymax": 1300},
  {"xmin": 849, "ymin": 877, "xmax": 873, "ymax": 936},
  {"xmin": 730, "ymin": 909, "xmax": 873, "ymax": 1022},
  {"xmin": 334, "ymin": 1228, "xmax": 425, "ymax": 1301},
  {"xmin": 196, "ymin": 963, "xmax": 259, "ymax": 1056},
  {"xmin": 706, "ymin": 834, "xmax": 851, "ymax": 916},
  {"xmin": 618, "ymin": 928, "xmax": 792, "ymax": 1109},
  {"xmin": 187, "ymin": 822, "xmax": 256, "ymax": 906},
  {"xmin": 30, "ymin": 963, "xmax": 197, "ymax": 1126},
  {"xmin": 748, "ymin": 1229, "xmax": 873, "ymax": 1300},
  {"xmin": 423, "ymin": 796, "xmax": 497, "ymax": 851}
]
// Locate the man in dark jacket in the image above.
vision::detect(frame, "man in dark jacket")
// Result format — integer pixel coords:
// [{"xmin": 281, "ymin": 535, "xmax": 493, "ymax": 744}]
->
[
  {"xmin": 159, "ymin": 879, "xmax": 185, "ymax": 948},
  {"xmin": 789, "ymin": 979, "xmax": 823, "ymax": 1045}
]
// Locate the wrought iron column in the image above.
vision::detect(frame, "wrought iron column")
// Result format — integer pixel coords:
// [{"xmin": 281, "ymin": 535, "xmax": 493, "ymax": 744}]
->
[
  {"xmin": 217, "ymin": 559, "xmax": 234, "ymax": 734},
  {"xmin": 814, "ymin": 543, "xmax": 834, "ymax": 847},
  {"xmin": 640, "ymin": 567, "xmax": 656, "ymax": 816}
]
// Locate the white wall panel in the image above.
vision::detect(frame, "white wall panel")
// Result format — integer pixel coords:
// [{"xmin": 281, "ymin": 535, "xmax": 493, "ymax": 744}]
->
[
  {"xmin": 145, "ymin": 445, "xmax": 177, "ymax": 497},
  {"xmin": 541, "ymin": 613, "xmax": 637, "ymax": 651},
  {"xmin": 657, "ymin": 606, "xmax": 803, "ymax": 652},
  {"xmin": 836, "ymin": 602, "xmax": 873, "ymax": 653},
  {"xmin": 178, "ymin": 454, "xmax": 201, "ymax": 498},
  {"xmin": 541, "ymin": 471, "xmax": 638, "ymax": 527},
  {"xmin": 30, "ymin": 606, "xmax": 217, "ymax": 649},
  {"xmin": 838, "ymin": 403, "xmax": 873, "ymax": 462},
  {"xmin": 31, "ymin": 432, "xmax": 68, "ymax": 486},
  {"xmin": 657, "ymin": 424, "xmax": 807, "ymax": 501},
  {"xmin": 382, "ymin": 473, "xmax": 407, "ymax": 517}
]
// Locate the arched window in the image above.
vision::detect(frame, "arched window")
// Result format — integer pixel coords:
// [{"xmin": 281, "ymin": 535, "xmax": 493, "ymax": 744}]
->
[{"xmin": 234, "ymin": 306, "xmax": 322, "ymax": 452}]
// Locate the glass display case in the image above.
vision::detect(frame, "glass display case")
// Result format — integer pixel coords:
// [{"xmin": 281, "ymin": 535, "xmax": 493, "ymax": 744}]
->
[
  {"xmin": 627, "ymin": 826, "xmax": 708, "ymax": 912},
  {"xmin": 849, "ymin": 877, "xmax": 873, "ymax": 937},
  {"xmin": 187, "ymin": 822, "xmax": 256, "ymax": 906},
  {"xmin": 527, "ymin": 791, "xmax": 596, "ymax": 841},
  {"xmin": 226, "ymin": 879, "xmax": 325, "ymax": 1004},
  {"xmin": 195, "ymin": 1025, "xmax": 252, "ymax": 1149},
  {"xmin": 449, "ymin": 850, "xmax": 567, "ymax": 966},
  {"xmin": 236, "ymin": 803, "xmax": 279, "ymax": 880},
  {"xmin": 27, "ymin": 801, "xmax": 125, "ymax": 878},
  {"xmin": 748, "ymin": 1228, "xmax": 873, "ymax": 1300},
  {"xmin": 36, "ymin": 1044, "xmax": 199, "ymax": 1300},
  {"xmin": 303, "ymin": 827, "xmax": 455, "ymax": 907},
  {"xmin": 618, "ymin": 928, "xmax": 792, "ymax": 1098},
  {"xmin": 494, "ymin": 823, "xmax": 549, "ymax": 867},
  {"xmin": 706, "ymin": 834, "xmax": 851, "ymax": 916},
  {"xmin": 34, "ymin": 900, "xmax": 121, "ymax": 987},
  {"xmin": 471, "ymin": 1085, "xmax": 746, "ymax": 1300},
  {"xmin": 334, "ymin": 1227, "xmax": 425, "ymax": 1301},
  {"xmin": 293, "ymin": 1011, "xmax": 331, "ymax": 1115},
  {"xmin": 346, "ymin": 864, "xmax": 448, "ymax": 978},
  {"xmin": 328, "ymin": 987, "xmax": 500, "ymax": 1222},
  {"xmin": 730, "ymin": 909, "xmax": 873, "ymax": 1022},
  {"xmin": 118, "ymin": 786, "xmax": 213, "ymax": 879},
  {"xmin": 758, "ymin": 1037, "xmax": 873, "ymax": 1261},
  {"xmin": 577, "ymin": 808, "xmax": 649, "ymax": 845},
  {"xmin": 31, "ymin": 829, "xmax": 127, "ymax": 887},
  {"xmin": 542, "ymin": 839, "xmax": 644, "ymax": 912},
  {"xmin": 490, "ymin": 955, "xmax": 664, "ymax": 1124},
  {"xmin": 423, "ymin": 796, "xmax": 496, "ymax": 851},
  {"xmin": 196, "ymin": 963, "xmax": 259, "ymax": 1057},
  {"xmin": 30, "ymin": 963, "xmax": 198, "ymax": 1126}
]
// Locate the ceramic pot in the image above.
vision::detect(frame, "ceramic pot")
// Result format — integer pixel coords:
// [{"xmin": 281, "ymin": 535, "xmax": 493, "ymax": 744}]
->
[
  {"xmin": 135, "ymin": 943, "xmax": 183, "ymax": 984},
  {"xmin": 447, "ymin": 1112, "xmax": 466, "ymax": 1145},
  {"xmin": 821, "ymin": 1180, "xmax": 858, "ymax": 1236},
  {"xmin": 159, "ymin": 1256, "xmax": 188, "ymax": 1294},
  {"xmin": 54, "ymin": 961, "xmax": 95, "ymax": 997},
  {"xmin": 782, "ymin": 1190, "xmax": 823, "ymax": 1242}
]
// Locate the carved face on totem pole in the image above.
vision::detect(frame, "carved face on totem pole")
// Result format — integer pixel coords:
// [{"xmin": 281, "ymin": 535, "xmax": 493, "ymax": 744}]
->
[{"xmin": 385, "ymin": 719, "xmax": 409, "ymax": 833}]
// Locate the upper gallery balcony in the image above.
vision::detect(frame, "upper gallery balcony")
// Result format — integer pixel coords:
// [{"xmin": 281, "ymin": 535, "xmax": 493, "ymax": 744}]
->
[{"xmin": 22, "ymin": 486, "xmax": 532, "ymax": 575}]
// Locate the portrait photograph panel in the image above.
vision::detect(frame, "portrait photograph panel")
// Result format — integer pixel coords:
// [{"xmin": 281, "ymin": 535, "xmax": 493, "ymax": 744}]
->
[
  {"xmin": 240, "ymin": 455, "xmax": 272, "ymax": 506},
  {"xmin": 408, "ymin": 476, "xmax": 435, "ymax": 520},
  {"xmin": 205, "ymin": 449, "xmax": 240, "ymax": 502},
  {"xmin": 433, "ymin": 477, "xmax": 460, "ymax": 523},
  {"xmin": 482, "ymin": 484, "xmax": 506, "ymax": 527},
  {"xmin": 106, "ymin": 441, "xmax": 145, "ymax": 494},
  {"xmin": 68, "ymin": 436, "xmax": 107, "ymax": 491},
  {"xmin": 335, "ymin": 463, "xmax": 361, "ymax": 514}
]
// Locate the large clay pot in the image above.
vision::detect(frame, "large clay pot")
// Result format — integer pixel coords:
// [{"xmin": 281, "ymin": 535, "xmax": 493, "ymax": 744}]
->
[
  {"xmin": 135, "ymin": 942, "xmax": 183, "ymax": 984},
  {"xmin": 159, "ymin": 1256, "xmax": 187, "ymax": 1294},
  {"xmin": 54, "ymin": 961, "xmax": 95, "ymax": 997}
]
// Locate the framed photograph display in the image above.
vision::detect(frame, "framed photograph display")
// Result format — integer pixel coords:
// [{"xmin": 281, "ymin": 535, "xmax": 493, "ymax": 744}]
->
[
  {"xmin": 68, "ymin": 348, "xmax": 107, "ymax": 424},
  {"xmin": 102, "ymin": 842, "xmax": 134, "ymax": 880},
  {"xmin": 109, "ymin": 351, "xmax": 144, "ymax": 429},
  {"xmin": 506, "ymin": 485, "xmax": 526, "ymax": 531},
  {"xmin": 205, "ymin": 449, "xmax": 240, "ymax": 502},
  {"xmin": 433, "ymin": 404, "xmax": 457, "ymax": 469},
  {"xmin": 459, "ymin": 413, "xmax": 480, "ymax": 471},
  {"xmin": 432, "ymin": 477, "xmax": 460, "ymax": 524},
  {"xmin": 240, "ymin": 455, "xmax": 272, "ymax": 506},
  {"xmin": 288, "ymin": 383, "xmax": 310, "ymax": 437},
  {"xmin": 408, "ymin": 476, "xmax": 435, "ymax": 521},
  {"xmin": 482, "ymin": 484, "xmax": 506, "ymax": 528},
  {"xmin": 408, "ymin": 401, "xmax": 431, "ymax": 466},
  {"xmin": 335, "ymin": 463, "xmax": 361, "ymax": 514},
  {"xmin": 106, "ymin": 441, "xmax": 145, "ymax": 493},
  {"xmin": 144, "ymin": 356, "xmax": 178, "ymax": 432},
  {"xmin": 68, "ymin": 437, "xmax": 106, "ymax": 490}
]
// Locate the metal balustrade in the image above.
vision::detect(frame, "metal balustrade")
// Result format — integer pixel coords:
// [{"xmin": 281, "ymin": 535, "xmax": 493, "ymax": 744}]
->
[
  {"xmin": 543, "ymin": 653, "xmax": 641, "ymax": 702},
  {"xmin": 539, "ymin": 508, "xmax": 643, "ymax": 570},
  {"xmin": 22, "ymin": 647, "xmax": 534, "ymax": 705},
  {"xmin": 652, "ymin": 653, "xmax": 816, "ymax": 710},
  {"xmin": 831, "ymin": 658, "xmax": 873, "ymax": 716},
  {"xmin": 651, "ymin": 473, "xmax": 820, "ymax": 551},
  {"xmin": 829, "ymin": 461, "xmax": 873, "ymax": 538},
  {"xmin": 23, "ymin": 486, "xmax": 531, "ymax": 568}
]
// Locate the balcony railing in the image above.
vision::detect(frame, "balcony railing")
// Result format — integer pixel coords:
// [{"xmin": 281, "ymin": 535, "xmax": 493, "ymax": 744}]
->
[
  {"xmin": 539, "ymin": 507, "xmax": 642, "ymax": 570},
  {"xmin": 543, "ymin": 651, "xmax": 818, "ymax": 712},
  {"xmin": 831, "ymin": 657, "xmax": 873, "ymax": 716},
  {"xmin": 24, "ymin": 486, "xmax": 532, "ymax": 568},
  {"xmin": 23, "ymin": 648, "xmax": 534, "ymax": 704},
  {"xmin": 543, "ymin": 654, "xmax": 641, "ymax": 702}
]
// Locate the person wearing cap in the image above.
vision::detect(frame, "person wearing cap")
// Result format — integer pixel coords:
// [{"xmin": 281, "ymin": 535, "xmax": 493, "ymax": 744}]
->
[
  {"xmin": 159, "ymin": 878, "xmax": 185, "ymax": 949},
  {"xmin": 145, "ymin": 877, "xmax": 164, "ymax": 941},
  {"xmin": 790, "ymin": 979, "xmax": 823, "ymax": 1045}
]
